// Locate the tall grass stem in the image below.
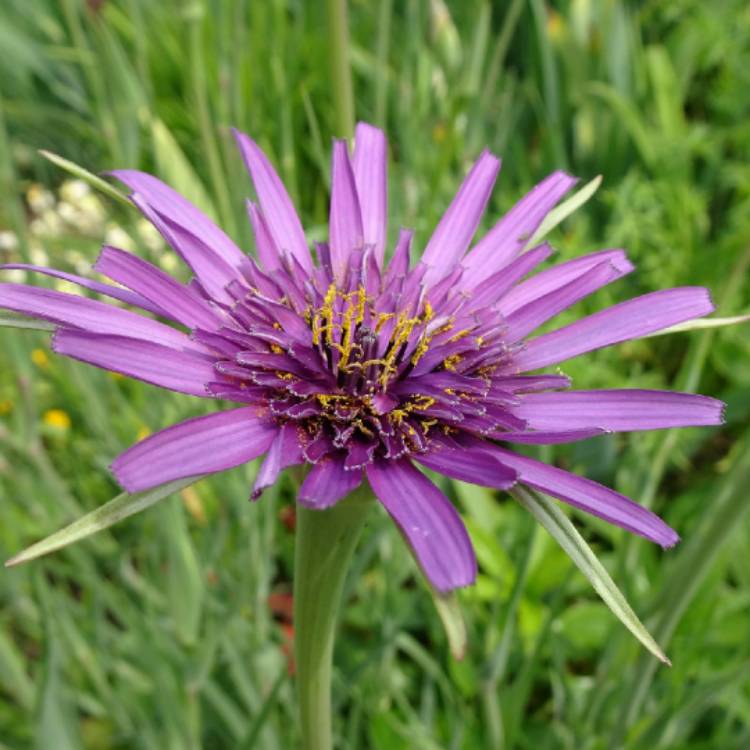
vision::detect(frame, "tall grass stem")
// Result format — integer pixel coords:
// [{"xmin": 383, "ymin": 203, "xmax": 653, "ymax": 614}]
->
[{"xmin": 327, "ymin": 0, "xmax": 355, "ymax": 140}]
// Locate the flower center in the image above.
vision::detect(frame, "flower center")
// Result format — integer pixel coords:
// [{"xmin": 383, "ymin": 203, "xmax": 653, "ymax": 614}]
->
[
  {"xmin": 307, "ymin": 283, "xmax": 440, "ymax": 391},
  {"xmin": 212, "ymin": 274, "xmax": 508, "ymax": 466}
]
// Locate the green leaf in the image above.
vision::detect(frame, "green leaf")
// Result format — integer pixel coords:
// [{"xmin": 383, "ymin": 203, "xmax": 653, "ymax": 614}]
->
[
  {"xmin": 510, "ymin": 485, "xmax": 670, "ymax": 665},
  {"xmin": 36, "ymin": 633, "xmax": 81, "ymax": 750},
  {"xmin": 162, "ymin": 499, "xmax": 204, "ymax": 646},
  {"xmin": 0, "ymin": 312, "xmax": 55, "ymax": 331},
  {"xmin": 428, "ymin": 587, "xmax": 467, "ymax": 660},
  {"xmin": 525, "ymin": 174, "xmax": 603, "ymax": 248},
  {"xmin": 646, "ymin": 313, "xmax": 750, "ymax": 337},
  {"xmin": 0, "ymin": 629, "xmax": 35, "ymax": 711},
  {"xmin": 5, "ymin": 477, "xmax": 202, "ymax": 567},
  {"xmin": 38, "ymin": 149, "xmax": 131, "ymax": 207},
  {"xmin": 150, "ymin": 118, "xmax": 217, "ymax": 220}
]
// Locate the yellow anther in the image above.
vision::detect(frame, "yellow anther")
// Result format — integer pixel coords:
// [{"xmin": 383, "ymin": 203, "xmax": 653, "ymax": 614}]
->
[
  {"xmin": 375, "ymin": 312, "xmax": 395, "ymax": 332},
  {"xmin": 409, "ymin": 395, "xmax": 436, "ymax": 411},
  {"xmin": 447, "ymin": 329, "xmax": 471, "ymax": 343},
  {"xmin": 315, "ymin": 393, "xmax": 351, "ymax": 407},
  {"xmin": 443, "ymin": 354, "xmax": 463, "ymax": 371},
  {"xmin": 410, "ymin": 338, "xmax": 431, "ymax": 365},
  {"xmin": 355, "ymin": 286, "xmax": 366, "ymax": 325},
  {"xmin": 321, "ymin": 283, "xmax": 337, "ymax": 345},
  {"xmin": 420, "ymin": 419, "xmax": 437, "ymax": 434},
  {"xmin": 338, "ymin": 290, "xmax": 359, "ymax": 370},
  {"xmin": 353, "ymin": 418, "xmax": 374, "ymax": 438},
  {"xmin": 389, "ymin": 409, "xmax": 408, "ymax": 424}
]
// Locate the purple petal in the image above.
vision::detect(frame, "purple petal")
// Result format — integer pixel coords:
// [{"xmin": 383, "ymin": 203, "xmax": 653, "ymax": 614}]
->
[
  {"xmin": 488, "ymin": 446, "xmax": 679, "ymax": 547},
  {"xmin": 497, "ymin": 429, "xmax": 605, "ymax": 444},
  {"xmin": 465, "ymin": 243, "xmax": 552, "ymax": 311},
  {"xmin": 130, "ymin": 195, "xmax": 240, "ymax": 305},
  {"xmin": 494, "ymin": 374, "xmax": 572, "ymax": 393},
  {"xmin": 232, "ymin": 129, "xmax": 313, "ymax": 272},
  {"xmin": 345, "ymin": 440, "xmax": 377, "ymax": 470},
  {"xmin": 0, "ymin": 283, "xmax": 191, "ymax": 348},
  {"xmin": 415, "ymin": 446, "xmax": 517, "ymax": 489},
  {"xmin": 94, "ymin": 246, "xmax": 224, "ymax": 330},
  {"xmin": 352, "ymin": 122, "xmax": 388, "ymax": 267},
  {"xmin": 421, "ymin": 150, "xmax": 501, "ymax": 288},
  {"xmin": 246, "ymin": 201, "xmax": 281, "ymax": 272},
  {"xmin": 109, "ymin": 170, "xmax": 250, "ymax": 273},
  {"xmin": 461, "ymin": 170, "xmax": 578, "ymax": 289},
  {"xmin": 366, "ymin": 459, "xmax": 477, "ymax": 592},
  {"xmin": 0, "ymin": 263, "xmax": 166, "ymax": 317},
  {"xmin": 111, "ymin": 407, "xmax": 277, "ymax": 492},
  {"xmin": 251, "ymin": 422, "xmax": 304, "ymax": 500},
  {"xmin": 512, "ymin": 390, "xmax": 725, "ymax": 431},
  {"xmin": 498, "ymin": 249, "xmax": 634, "ymax": 315},
  {"xmin": 503, "ymin": 260, "xmax": 626, "ymax": 343},
  {"xmin": 53, "ymin": 329, "xmax": 215, "ymax": 397},
  {"xmin": 511, "ymin": 287, "xmax": 715, "ymax": 373},
  {"xmin": 329, "ymin": 140, "xmax": 364, "ymax": 281},
  {"xmin": 382, "ymin": 229, "xmax": 413, "ymax": 289},
  {"xmin": 298, "ymin": 453, "xmax": 362, "ymax": 508}
]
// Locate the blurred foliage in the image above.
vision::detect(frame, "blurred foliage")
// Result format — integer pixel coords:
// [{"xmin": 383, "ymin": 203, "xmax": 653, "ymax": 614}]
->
[{"xmin": 1, "ymin": 0, "xmax": 749, "ymax": 748}]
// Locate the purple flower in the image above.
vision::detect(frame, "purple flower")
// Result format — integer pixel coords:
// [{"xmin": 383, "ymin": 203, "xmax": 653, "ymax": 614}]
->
[{"xmin": 0, "ymin": 124, "xmax": 723, "ymax": 592}]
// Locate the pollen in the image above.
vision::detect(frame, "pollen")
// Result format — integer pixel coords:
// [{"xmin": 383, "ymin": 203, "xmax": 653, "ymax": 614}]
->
[{"xmin": 443, "ymin": 354, "xmax": 463, "ymax": 371}]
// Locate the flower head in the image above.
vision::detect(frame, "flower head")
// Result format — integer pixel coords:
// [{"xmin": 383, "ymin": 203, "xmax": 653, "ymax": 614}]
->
[{"xmin": 0, "ymin": 124, "xmax": 723, "ymax": 592}]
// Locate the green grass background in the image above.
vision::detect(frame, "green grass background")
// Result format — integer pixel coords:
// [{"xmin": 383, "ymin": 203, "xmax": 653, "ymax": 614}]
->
[{"xmin": 1, "ymin": 0, "xmax": 749, "ymax": 747}]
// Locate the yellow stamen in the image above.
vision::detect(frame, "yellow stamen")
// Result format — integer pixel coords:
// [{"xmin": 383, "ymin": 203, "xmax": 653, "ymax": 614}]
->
[{"xmin": 443, "ymin": 354, "xmax": 463, "ymax": 371}]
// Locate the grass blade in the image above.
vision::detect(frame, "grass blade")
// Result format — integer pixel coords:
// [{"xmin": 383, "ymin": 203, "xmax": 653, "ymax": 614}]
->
[{"xmin": 617, "ymin": 439, "xmax": 750, "ymax": 732}]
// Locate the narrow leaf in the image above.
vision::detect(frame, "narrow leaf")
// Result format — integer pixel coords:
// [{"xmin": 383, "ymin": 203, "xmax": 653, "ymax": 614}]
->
[
  {"xmin": 5, "ymin": 476, "xmax": 203, "ymax": 567},
  {"xmin": 511, "ymin": 485, "xmax": 670, "ymax": 664},
  {"xmin": 151, "ymin": 118, "xmax": 217, "ymax": 220},
  {"xmin": 429, "ymin": 587, "xmax": 467, "ymax": 660},
  {"xmin": 39, "ymin": 150, "xmax": 131, "ymax": 207},
  {"xmin": 525, "ymin": 175, "xmax": 602, "ymax": 248},
  {"xmin": 0, "ymin": 312, "xmax": 55, "ymax": 331}
]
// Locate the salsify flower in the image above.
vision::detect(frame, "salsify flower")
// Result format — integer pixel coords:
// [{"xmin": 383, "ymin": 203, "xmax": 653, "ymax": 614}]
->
[{"xmin": 0, "ymin": 124, "xmax": 723, "ymax": 592}]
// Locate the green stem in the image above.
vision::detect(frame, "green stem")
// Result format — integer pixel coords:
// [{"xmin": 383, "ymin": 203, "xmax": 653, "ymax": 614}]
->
[
  {"xmin": 294, "ymin": 489, "xmax": 373, "ymax": 750},
  {"xmin": 327, "ymin": 0, "xmax": 355, "ymax": 139}
]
